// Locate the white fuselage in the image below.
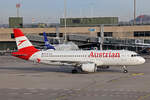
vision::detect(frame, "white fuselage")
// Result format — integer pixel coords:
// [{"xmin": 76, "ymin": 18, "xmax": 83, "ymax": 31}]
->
[{"xmin": 29, "ymin": 50, "xmax": 145, "ymax": 66}]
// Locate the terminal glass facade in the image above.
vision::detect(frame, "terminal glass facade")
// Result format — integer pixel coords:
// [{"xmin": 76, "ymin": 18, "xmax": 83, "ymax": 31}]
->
[
  {"xmin": 134, "ymin": 31, "xmax": 150, "ymax": 37},
  {"xmin": 60, "ymin": 17, "xmax": 118, "ymax": 26}
]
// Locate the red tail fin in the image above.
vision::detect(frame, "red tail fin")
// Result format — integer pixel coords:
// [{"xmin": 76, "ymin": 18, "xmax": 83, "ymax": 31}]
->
[{"xmin": 12, "ymin": 29, "xmax": 39, "ymax": 60}]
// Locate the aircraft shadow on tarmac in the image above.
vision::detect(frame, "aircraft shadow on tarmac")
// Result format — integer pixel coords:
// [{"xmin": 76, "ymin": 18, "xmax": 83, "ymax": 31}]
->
[{"xmin": 0, "ymin": 66, "xmax": 121, "ymax": 74}]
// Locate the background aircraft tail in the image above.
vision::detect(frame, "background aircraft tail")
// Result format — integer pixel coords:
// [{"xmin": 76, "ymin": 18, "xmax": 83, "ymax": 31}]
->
[
  {"xmin": 43, "ymin": 32, "xmax": 55, "ymax": 50},
  {"xmin": 12, "ymin": 29, "xmax": 39, "ymax": 60}
]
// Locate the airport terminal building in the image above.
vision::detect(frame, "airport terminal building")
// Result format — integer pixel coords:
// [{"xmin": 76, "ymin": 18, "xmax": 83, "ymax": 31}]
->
[
  {"xmin": 1, "ymin": 25, "xmax": 150, "ymax": 50},
  {"xmin": 1, "ymin": 17, "xmax": 150, "ymax": 51}
]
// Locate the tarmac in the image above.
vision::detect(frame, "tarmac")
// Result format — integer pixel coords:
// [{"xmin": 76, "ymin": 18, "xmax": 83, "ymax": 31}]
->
[{"xmin": 0, "ymin": 56, "xmax": 150, "ymax": 100}]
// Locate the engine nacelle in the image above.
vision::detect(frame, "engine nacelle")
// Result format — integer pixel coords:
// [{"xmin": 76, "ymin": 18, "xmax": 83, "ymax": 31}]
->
[{"xmin": 81, "ymin": 63, "xmax": 97, "ymax": 72}]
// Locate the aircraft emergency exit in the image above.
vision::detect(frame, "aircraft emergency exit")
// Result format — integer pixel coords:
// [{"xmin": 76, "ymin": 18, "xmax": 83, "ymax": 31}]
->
[{"xmin": 12, "ymin": 29, "xmax": 145, "ymax": 73}]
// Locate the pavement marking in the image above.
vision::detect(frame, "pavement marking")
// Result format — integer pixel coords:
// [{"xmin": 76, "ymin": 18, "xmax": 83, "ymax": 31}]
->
[
  {"xmin": 1, "ymin": 88, "xmax": 150, "ymax": 99},
  {"xmin": 138, "ymin": 93, "xmax": 150, "ymax": 100},
  {"xmin": 64, "ymin": 89, "xmax": 70, "ymax": 91},
  {"xmin": 55, "ymin": 95, "xmax": 67, "ymax": 100},
  {"xmin": 131, "ymin": 73, "xmax": 144, "ymax": 76},
  {"xmin": 74, "ymin": 89, "xmax": 81, "ymax": 91}
]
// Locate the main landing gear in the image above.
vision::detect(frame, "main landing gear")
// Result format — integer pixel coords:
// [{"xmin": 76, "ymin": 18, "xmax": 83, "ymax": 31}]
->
[
  {"xmin": 100, "ymin": 66, "xmax": 110, "ymax": 70},
  {"xmin": 122, "ymin": 66, "xmax": 128, "ymax": 73},
  {"xmin": 72, "ymin": 65, "xmax": 89, "ymax": 74},
  {"xmin": 72, "ymin": 69, "xmax": 78, "ymax": 73},
  {"xmin": 72, "ymin": 66, "xmax": 82, "ymax": 74}
]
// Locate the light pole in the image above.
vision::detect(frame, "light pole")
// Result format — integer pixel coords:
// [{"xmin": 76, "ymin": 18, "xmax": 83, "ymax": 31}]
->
[
  {"xmin": 80, "ymin": 8, "xmax": 82, "ymax": 17},
  {"xmin": 134, "ymin": 0, "xmax": 136, "ymax": 25},
  {"xmin": 16, "ymin": 3, "xmax": 20, "ymax": 17},
  {"xmin": 89, "ymin": 2, "xmax": 94, "ymax": 17},
  {"xmin": 90, "ymin": 5, "xmax": 93, "ymax": 17},
  {"xmin": 64, "ymin": 0, "xmax": 67, "ymax": 43},
  {"xmin": 100, "ymin": 25, "xmax": 104, "ymax": 50}
]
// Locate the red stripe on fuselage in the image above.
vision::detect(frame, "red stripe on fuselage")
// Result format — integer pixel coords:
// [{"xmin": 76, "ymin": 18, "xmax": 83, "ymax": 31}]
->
[{"xmin": 12, "ymin": 46, "xmax": 39, "ymax": 60}]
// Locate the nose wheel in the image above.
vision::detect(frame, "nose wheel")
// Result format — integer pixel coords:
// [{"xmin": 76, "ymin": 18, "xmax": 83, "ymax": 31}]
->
[{"xmin": 122, "ymin": 66, "xmax": 128, "ymax": 73}]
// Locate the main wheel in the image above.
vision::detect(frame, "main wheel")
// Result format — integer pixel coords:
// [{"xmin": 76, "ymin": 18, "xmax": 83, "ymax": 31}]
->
[
  {"xmin": 72, "ymin": 69, "xmax": 78, "ymax": 74},
  {"xmin": 123, "ymin": 70, "xmax": 128, "ymax": 73}
]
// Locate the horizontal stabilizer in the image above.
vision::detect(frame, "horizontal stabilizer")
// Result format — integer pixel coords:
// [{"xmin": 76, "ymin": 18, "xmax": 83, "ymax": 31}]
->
[{"xmin": 11, "ymin": 52, "xmax": 27, "ymax": 56}]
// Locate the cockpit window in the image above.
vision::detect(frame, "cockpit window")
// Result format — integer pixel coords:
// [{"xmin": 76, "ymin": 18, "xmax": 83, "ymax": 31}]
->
[{"xmin": 131, "ymin": 54, "xmax": 140, "ymax": 57}]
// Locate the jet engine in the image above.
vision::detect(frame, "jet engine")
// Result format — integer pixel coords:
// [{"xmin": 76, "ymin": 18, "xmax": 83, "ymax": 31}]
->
[{"xmin": 81, "ymin": 63, "xmax": 97, "ymax": 72}]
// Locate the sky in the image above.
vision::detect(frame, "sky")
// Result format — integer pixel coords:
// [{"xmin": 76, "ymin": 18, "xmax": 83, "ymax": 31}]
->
[{"xmin": 0, "ymin": 0, "xmax": 150, "ymax": 24}]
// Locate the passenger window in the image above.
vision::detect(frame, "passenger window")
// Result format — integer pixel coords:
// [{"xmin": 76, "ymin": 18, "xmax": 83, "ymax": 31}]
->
[{"xmin": 131, "ymin": 54, "xmax": 140, "ymax": 57}]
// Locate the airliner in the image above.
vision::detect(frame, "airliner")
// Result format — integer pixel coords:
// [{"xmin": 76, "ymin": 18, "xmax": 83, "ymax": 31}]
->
[
  {"xmin": 12, "ymin": 29, "xmax": 145, "ymax": 73},
  {"xmin": 43, "ymin": 32, "xmax": 79, "ymax": 51}
]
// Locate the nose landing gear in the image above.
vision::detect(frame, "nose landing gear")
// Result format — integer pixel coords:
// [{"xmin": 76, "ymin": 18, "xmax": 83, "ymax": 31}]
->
[{"xmin": 122, "ymin": 66, "xmax": 128, "ymax": 73}]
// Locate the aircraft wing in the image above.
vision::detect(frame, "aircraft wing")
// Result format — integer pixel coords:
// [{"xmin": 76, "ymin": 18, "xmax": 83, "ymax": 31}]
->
[{"xmin": 43, "ymin": 60, "xmax": 96, "ymax": 66}]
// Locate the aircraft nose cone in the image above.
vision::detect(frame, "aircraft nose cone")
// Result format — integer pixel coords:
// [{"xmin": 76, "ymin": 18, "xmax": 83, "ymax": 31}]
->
[{"xmin": 140, "ymin": 57, "xmax": 145, "ymax": 64}]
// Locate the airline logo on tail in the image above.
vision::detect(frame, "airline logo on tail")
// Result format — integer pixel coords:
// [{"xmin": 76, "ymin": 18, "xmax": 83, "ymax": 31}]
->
[{"xmin": 18, "ymin": 40, "xmax": 26, "ymax": 46}]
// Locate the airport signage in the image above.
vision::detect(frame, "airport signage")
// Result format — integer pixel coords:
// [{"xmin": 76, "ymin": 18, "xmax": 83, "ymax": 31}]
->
[{"xmin": 88, "ymin": 28, "xmax": 96, "ymax": 32}]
